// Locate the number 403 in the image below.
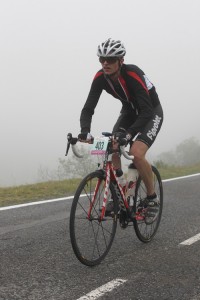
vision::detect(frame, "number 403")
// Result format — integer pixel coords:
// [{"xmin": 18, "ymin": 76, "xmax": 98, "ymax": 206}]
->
[{"xmin": 95, "ymin": 141, "xmax": 104, "ymax": 150}]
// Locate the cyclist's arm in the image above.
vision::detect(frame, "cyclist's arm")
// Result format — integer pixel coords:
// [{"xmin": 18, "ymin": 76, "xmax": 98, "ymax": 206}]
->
[{"xmin": 80, "ymin": 71, "xmax": 104, "ymax": 133}]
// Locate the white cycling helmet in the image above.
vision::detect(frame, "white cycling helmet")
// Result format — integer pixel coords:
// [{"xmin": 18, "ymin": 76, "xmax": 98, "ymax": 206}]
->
[{"xmin": 97, "ymin": 38, "xmax": 126, "ymax": 57}]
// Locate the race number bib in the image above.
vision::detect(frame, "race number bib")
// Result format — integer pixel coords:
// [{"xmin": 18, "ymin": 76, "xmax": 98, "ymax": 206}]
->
[{"xmin": 91, "ymin": 137, "xmax": 109, "ymax": 155}]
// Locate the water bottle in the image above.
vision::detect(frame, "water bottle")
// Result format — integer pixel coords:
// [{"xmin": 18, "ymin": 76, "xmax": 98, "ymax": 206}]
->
[
  {"xmin": 116, "ymin": 168, "xmax": 127, "ymax": 188},
  {"xmin": 127, "ymin": 163, "xmax": 138, "ymax": 198}
]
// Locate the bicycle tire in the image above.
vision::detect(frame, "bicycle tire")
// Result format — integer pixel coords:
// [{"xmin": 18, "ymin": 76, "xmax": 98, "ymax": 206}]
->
[
  {"xmin": 133, "ymin": 166, "xmax": 163, "ymax": 243},
  {"xmin": 69, "ymin": 170, "xmax": 118, "ymax": 266}
]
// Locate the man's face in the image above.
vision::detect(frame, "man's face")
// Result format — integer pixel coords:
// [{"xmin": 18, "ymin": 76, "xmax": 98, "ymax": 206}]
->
[{"xmin": 99, "ymin": 57, "xmax": 123, "ymax": 76}]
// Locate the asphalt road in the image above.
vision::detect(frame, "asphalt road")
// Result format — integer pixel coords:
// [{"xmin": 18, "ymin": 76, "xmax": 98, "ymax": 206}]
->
[{"xmin": 0, "ymin": 174, "xmax": 200, "ymax": 300}]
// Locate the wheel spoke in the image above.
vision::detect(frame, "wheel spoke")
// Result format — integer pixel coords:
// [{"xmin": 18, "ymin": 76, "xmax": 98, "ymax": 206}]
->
[
  {"xmin": 70, "ymin": 171, "xmax": 117, "ymax": 266},
  {"xmin": 133, "ymin": 166, "xmax": 163, "ymax": 242}
]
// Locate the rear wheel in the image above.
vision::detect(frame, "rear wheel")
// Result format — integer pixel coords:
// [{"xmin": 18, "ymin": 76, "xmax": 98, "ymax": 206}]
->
[
  {"xmin": 70, "ymin": 171, "xmax": 118, "ymax": 266},
  {"xmin": 133, "ymin": 166, "xmax": 163, "ymax": 242}
]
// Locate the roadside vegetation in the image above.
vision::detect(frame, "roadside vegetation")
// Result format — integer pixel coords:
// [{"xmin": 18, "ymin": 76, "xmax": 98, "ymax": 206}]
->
[
  {"xmin": 0, "ymin": 163, "xmax": 200, "ymax": 208},
  {"xmin": 1, "ymin": 137, "xmax": 200, "ymax": 207}
]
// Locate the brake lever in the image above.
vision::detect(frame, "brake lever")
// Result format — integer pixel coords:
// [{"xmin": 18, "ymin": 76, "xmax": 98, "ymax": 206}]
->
[
  {"xmin": 65, "ymin": 133, "xmax": 78, "ymax": 156},
  {"xmin": 65, "ymin": 133, "xmax": 72, "ymax": 156}
]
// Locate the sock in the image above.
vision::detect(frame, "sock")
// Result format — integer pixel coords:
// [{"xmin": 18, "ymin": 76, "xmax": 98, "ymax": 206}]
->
[{"xmin": 147, "ymin": 193, "xmax": 157, "ymax": 200}]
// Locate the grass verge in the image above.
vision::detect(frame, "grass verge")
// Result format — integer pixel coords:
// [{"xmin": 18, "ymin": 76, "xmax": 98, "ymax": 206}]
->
[
  {"xmin": 0, "ymin": 164, "xmax": 200, "ymax": 207},
  {"xmin": 0, "ymin": 178, "xmax": 82, "ymax": 207}
]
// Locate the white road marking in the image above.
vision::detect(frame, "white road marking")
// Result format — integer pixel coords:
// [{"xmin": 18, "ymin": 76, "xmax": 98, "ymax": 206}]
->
[
  {"xmin": 0, "ymin": 173, "xmax": 200, "ymax": 212},
  {"xmin": 162, "ymin": 173, "xmax": 200, "ymax": 182},
  {"xmin": 76, "ymin": 278, "xmax": 127, "ymax": 300},
  {"xmin": 180, "ymin": 233, "xmax": 200, "ymax": 246},
  {"xmin": 0, "ymin": 195, "xmax": 85, "ymax": 211}
]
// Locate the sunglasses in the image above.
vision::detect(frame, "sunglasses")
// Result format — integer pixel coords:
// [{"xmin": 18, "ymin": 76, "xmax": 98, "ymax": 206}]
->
[{"xmin": 99, "ymin": 57, "xmax": 119, "ymax": 64}]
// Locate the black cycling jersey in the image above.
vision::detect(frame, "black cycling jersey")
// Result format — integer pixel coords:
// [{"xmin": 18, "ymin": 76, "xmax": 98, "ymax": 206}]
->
[{"xmin": 80, "ymin": 64, "xmax": 162, "ymax": 138}]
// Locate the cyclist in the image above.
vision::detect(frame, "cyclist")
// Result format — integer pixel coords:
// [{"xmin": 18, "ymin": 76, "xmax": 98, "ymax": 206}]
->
[{"xmin": 78, "ymin": 38, "xmax": 163, "ymax": 209}]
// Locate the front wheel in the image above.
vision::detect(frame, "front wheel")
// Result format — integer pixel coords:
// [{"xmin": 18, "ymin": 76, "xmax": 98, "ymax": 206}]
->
[
  {"xmin": 69, "ymin": 171, "xmax": 118, "ymax": 266},
  {"xmin": 133, "ymin": 166, "xmax": 163, "ymax": 243}
]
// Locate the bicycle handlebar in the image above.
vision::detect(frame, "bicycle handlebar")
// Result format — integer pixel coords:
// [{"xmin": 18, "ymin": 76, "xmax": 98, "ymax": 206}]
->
[
  {"xmin": 71, "ymin": 144, "xmax": 84, "ymax": 158},
  {"xmin": 65, "ymin": 133, "xmax": 84, "ymax": 158},
  {"xmin": 120, "ymin": 146, "xmax": 134, "ymax": 160},
  {"xmin": 65, "ymin": 133, "xmax": 134, "ymax": 161}
]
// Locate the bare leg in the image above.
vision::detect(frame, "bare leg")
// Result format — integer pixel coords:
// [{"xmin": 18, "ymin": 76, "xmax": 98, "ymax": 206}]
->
[{"xmin": 130, "ymin": 141, "xmax": 154, "ymax": 196}]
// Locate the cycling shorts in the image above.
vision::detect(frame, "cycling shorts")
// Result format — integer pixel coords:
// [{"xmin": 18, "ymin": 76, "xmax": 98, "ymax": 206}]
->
[{"xmin": 112, "ymin": 104, "xmax": 163, "ymax": 148}]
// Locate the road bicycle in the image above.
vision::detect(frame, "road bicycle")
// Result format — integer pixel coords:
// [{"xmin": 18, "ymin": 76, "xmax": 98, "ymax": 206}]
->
[{"xmin": 66, "ymin": 132, "xmax": 163, "ymax": 266}]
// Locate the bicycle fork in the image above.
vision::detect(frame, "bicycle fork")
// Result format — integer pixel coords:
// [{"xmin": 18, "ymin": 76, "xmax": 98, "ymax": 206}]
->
[
  {"xmin": 100, "ymin": 166, "xmax": 111, "ymax": 220},
  {"xmin": 87, "ymin": 168, "xmax": 112, "ymax": 222}
]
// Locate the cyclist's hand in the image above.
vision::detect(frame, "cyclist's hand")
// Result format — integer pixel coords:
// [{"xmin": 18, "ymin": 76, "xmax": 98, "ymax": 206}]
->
[
  {"xmin": 114, "ymin": 131, "xmax": 132, "ymax": 146},
  {"xmin": 78, "ymin": 132, "xmax": 93, "ymax": 143}
]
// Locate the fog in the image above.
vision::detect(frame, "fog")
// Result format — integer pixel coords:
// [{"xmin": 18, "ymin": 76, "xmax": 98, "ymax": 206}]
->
[{"xmin": 1, "ymin": 0, "xmax": 200, "ymax": 186}]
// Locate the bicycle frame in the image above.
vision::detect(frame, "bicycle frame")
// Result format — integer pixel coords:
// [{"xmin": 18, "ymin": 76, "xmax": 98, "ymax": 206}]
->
[
  {"xmin": 89, "ymin": 150, "xmax": 133, "ymax": 222},
  {"xmin": 68, "ymin": 132, "xmax": 163, "ymax": 266},
  {"xmin": 100, "ymin": 161, "xmax": 129, "ymax": 221},
  {"xmin": 66, "ymin": 133, "xmax": 136, "ymax": 222}
]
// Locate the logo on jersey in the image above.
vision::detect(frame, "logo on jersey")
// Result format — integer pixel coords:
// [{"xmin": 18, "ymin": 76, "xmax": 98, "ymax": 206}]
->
[
  {"xmin": 147, "ymin": 115, "xmax": 162, "ymax": 140},
  {"xmin": 143, "ymin": 75, "xmax": 153, "ymax": 90}
]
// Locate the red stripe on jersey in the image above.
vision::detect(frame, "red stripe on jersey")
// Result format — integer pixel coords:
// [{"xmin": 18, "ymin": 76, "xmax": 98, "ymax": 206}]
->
[
  {"xmin": 93, "ymin": 71, "xmax": 104, "ymax": 80},
  {"xmin": 127, "ymin": 71, "xmax": 149, "ymax": 94}
]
